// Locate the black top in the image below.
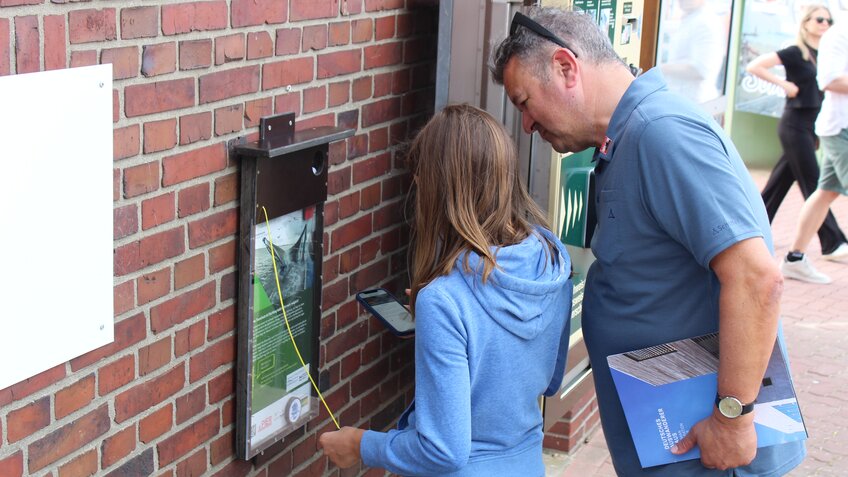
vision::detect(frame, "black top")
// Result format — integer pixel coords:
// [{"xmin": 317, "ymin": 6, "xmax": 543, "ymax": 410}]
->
[{"xmin": 776, "ymin": 44, "xmax": 824, "ymax": 109}]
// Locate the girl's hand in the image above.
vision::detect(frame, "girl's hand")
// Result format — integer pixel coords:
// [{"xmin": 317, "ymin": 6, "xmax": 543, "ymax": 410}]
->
[
  {"xmin": 318, "ymin": 427, "xmax": 366, "ymax": 468},
  {"xmin": 783, "ymin": 81, "xmax": 799, "ymax": 98}
]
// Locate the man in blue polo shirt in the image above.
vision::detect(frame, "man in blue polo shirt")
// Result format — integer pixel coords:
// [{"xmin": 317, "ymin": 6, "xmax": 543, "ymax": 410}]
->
[{"xmin": 492, "ymin": 7, "xmax": 806, "ymax": 476}]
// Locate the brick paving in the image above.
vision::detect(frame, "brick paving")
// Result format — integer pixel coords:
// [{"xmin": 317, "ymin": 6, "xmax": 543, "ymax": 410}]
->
[{"xmin": 544, "ymin": 169, "xmax": 848, "ymax": 476}]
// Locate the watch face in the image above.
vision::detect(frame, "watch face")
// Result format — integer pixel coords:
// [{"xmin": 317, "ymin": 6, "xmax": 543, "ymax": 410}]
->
[{"xmin": 719, "ymin": 397, "xmax": 743, "ymax": 418}]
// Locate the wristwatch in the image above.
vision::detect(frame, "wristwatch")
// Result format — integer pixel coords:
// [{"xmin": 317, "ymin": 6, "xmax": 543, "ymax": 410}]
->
[{"xmin": 715, "ymin": 394, "xmax": 755, "ymax": 418}]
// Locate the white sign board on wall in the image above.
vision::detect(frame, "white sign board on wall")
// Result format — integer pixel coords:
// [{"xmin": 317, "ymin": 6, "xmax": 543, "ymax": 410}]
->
[{"xmin": 0, "ymin": 64, "xmax": 114, "ymax": 391}]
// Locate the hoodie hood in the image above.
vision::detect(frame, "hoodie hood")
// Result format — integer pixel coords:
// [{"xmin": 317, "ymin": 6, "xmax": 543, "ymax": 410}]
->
[{"xmin": 458, "ymin": 228, "xmax": 572, "ymax": 339}]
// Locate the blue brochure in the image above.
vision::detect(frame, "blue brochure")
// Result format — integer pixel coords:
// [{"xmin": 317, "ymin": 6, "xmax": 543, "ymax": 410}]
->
[{"xmin": 607, "ymin": 333, "xmax": 807, "ymax": 468}]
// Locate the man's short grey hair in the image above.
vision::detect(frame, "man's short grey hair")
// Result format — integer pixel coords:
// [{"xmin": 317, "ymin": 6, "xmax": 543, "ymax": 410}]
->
[{"xmin": 491, "ymin": 6, "xmax": 623, "ymax": 85}]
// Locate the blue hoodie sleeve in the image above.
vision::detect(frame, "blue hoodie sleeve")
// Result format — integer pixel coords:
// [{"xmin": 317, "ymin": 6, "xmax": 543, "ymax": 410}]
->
[{"xmin": 360, "ymin": 286, "xmax": 472, "ymax": 476}]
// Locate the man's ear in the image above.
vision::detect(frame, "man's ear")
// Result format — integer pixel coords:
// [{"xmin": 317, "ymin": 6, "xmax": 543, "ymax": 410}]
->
[{"xmin": 552, "ymin": 48, "xmax": 578, "ymax": 87}]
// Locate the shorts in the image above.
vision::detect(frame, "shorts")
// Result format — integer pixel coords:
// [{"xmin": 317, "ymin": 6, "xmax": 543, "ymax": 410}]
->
[{"xmin": 819, "ymin": 127, "xmax": 848, "ymax": 196}]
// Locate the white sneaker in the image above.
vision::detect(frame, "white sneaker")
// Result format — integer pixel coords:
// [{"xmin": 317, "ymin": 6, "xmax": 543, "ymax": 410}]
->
[
  {"xmin": 781, "ymin": 256, "xmax": 832, "ymax": 284},
  {"xmin": 823, "ymin": 243, "xmax": 848, "ymax": 262}
]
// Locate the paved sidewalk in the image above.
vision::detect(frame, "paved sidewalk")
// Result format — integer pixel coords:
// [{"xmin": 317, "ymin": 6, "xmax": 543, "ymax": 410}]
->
[{"xmin": 544, "ymin": 169, "xmax": 848, "ymax": 476}]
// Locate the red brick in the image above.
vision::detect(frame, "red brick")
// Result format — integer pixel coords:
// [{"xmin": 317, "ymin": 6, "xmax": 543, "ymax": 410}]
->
[
  {"xmin": 303, "ymin": 24, "xmax": 328, "ymax": 51},
  {"xmin": 178, "ymin": 183, "xmax": 210, "ymax": 218},
  {"xmin": 0, "ymin": 0, "xmax": 41, "ymax": 6},
  {"xmin": 122, "ymin": 161, "xmax": 159, "ymax": 198},
  {"xmin": 362, "ymin": 97, "xmax": 400, "ymax": 127},
  {"xmin": 338, "ymin": 191, "xmax": 359, "ymax": 219},
  {"xmin": 189, "ymin": 336, "xmax": 234, "ymax": 383},
  {"xmin": 361, "ymin": 183, "xmax": 382, "ymax": 210},
  {"xmin": 213, "ymin": 173, "xmax": 239, "ymax": 206},
  {"xmin": 149, "ymin": 283, "xmax": 216, "ymax": 333},
  {"xmin": 70, "ymin": 50, "xmax": 97, "ymax": 68},
  {"xmin": 347, "ymin": 133, "xmax": 368, "ymax": 159},
  {"xmin": 179, "ymin": 39, "xmax": 212, "ymax": 70},
  {"xmin": 69, "ymin": 9, "xmax": 117, "ymax": 44},
  {"xmin": 352, "ymin": 77, "xmax": 371, "ymax": 101},
  {"xmin": 175, "ymin": 321, "xmax": 206, "ymax": 357},
  {"xmin": 7, "ymin": 396, "xmax": 50, "ymax": 442},
  {"xmin": 275, "ymin": 28, "xmax": 301, "ymax": 56},
  {"xmin": 291, "ymin": 0, "xmax": 339, "ymax": 21},
  {"xmin": 114, "ymin": 124, "xmax": 140, "ymax": 161},
  {"xmin": 162, "ymin": 1, "xmax": 228, "ymax": 35},
  {"xmin": 263, "ymin": 57, "xmax": 313, "ymax": 90},
  {"xmin": 0, "ymin": 452, "xmax": 22, "ymax": 477},
  {"xmin": 162, "ymin": 142, "xmax": 227, "ymax": 186},
  {"xmin": 14, "ymin": 16, "xmax": 39, "ymax": 74},
  {"xmin": 220, "ymin": 271, "xmax": 236, "ymax": 301},
  {"xmin": 98, "ymin": 354, "xmax": 135, "ymax": 395},
  {"xmin": 180, "ymin": 112, "xmax": 212, "ymax": 145},
  {"xmin": 101, "ymin": 426, "xmax": 136, "ymax": 467},
  {"xmin": 232, "ymin": 0, "xmax": 287, "ymax": 27},
  {"xmin": 58, "ymin": 449, "xmax": 97, "ymax": 477},
  {"xmin": 274, "ymin": 92, "xmax": 300, "ymax": 116},
  {"xmin": 121, "ymin": 6, "xmax": 158, "ymax": 39},
  {"xmin": 317, "ymin": 49, "xmax": 361, "ymax": 79},
  {"xmin": 176, "ymin": 449, "xmax": 208, "ymax": 477},
  {"xmin": 375, "ymin": 15, "xmax": 395, "ymax": 40},
  {"xmin": 329, "ymin": 139, "xmax": 346, "ymax": 165},
  {"xmin": 141, "ymin": 192, "xmax": 176, "ymax": 230},
  {"xmin": 188, "ymin": 208, "xmax": 238, "ymax": 248},
  {"xmin": 112, "ymin": 204, "xmax": 138, "ymax": 240},
  {"xmin": 244, "ymin": 97, "xmax": 273, "ymax": 128},
  {"xmin": 137, "ymin": 267, "xmax": 170, "ymax": 306},
  {"xmin": 28, "ymin": 405, "xmax": 110, "ymax": 472},
  {"xmin": 374, "ymin": 72, "xmax": 392, "ymax": 97},
  {"xmin": 331, "ymin": 214, "xmax": 372, "ymax": 252},
  {"xmin": 157, "ymin": 411, "xmax": 219, "ymax": 466},
  {"xmin": 328, "ymin": 166, "xmax": 351, "ymax": 195},
  {"xmin": 139, "ymin": 338, "xmax": 172, "ymax": 376},
  {"xmin": 175, "ymin": 254, "xmax": 205, "ymax": 290},
  {"xmin": 114, "ymin": 226, "xmax": 185, "ymax": 276},
  {"xmin": 247, "ymin": 31, "xmax": 273, "ymax": 60},
  {"xmin": 215, "ymin": 33, "xmax": 244, "ymax": 65},
  {"xmin": 365, "ymin": 42, "xmax": 402, "ymax": 69},
  {"xmin": 139, "ymin": 405, "xmax": 173, "ymax": 444},
  {"xmin": 328, "ymin": 21, "xmax": 350, "ymax": 47},
  {"xmin": 113, "ymin": 89, "xmax": 119, "ymax": 123},
  {"xmin": 303, "ymin": 85, "xmax": 326, "ymax": 114},
  {"xmin": 102, "ymin": 46, "xmax": 138, "ymax": 80},
  {"xmin": 214, "ymin": 104, "xmax": 244, "ymax": 135},
  {"xmin": 0, "ymin": 19, "xmax": 9, "ymax": 76},
  {"xmin": 144, "ymin": 118, "xmax": 177, "ymax": 154},
  {"xmin": 125, "ymin": 78, "xmax": 195, "ymax": 117},
  {"xmin": 114, "ymin": 364, "xmax": 185, "ymax": 423},
  {"xmin": 176, "ymin": 387, "xmax": 206, "ymax": 424},
  {"xmin": 210, "ymin": 431, "xmax": 234, "ymax": 465},
  {"xmin": 352, "ymin": 19, "xmax": 372, "ymax": 43},
  {"xmin": 300, "ymin": 112, "xmax": 336, "ymax": 130},
  {"xmin": 341, "ymin": 0, "xmax": 364, "ymax": 15},
  {"xmin": 369, "ymin": 127, "xmax": 389, "ymax": 152},
  {"xmin": 339, "ymin": 247, "xmax": 360, "ymax": 273},
  {"xmin": 209, "ymin": 240, "xmax": 236, "ymax": 272},
  {"xmin": 55, "ymin": 374, "xmax": 95, "ymax": 420},
  {"xmin": 114, "ymin": 280, "xmax": 135, "ymax": 316},
  {"xmin": 328, "ymin": 81, "xmax": 349, "ymax": 107},
  {"xmin": 392, "ymin": 68, "xmax": 411, "ymax": 94},
  {"xmin": 207, "ymin": 306, "xmax": 235, "ymax": 341},
  {"xmin": 44, "ymin": 15, "xmax": 66, "ymax": 71},
  {"xmin": 200, "ymin": 65, "xmax": 259, "ymax": 103},
  {"xmin": 354, "ymin": 153, "xmax": 391, "ymax": 184},
  {"xmin": 365, "ymin": 0, "xmax": 404, "ymax": 11},
  {"xmin": 142, "ymin": 42, "xmax": 177, "ymax": 77}
]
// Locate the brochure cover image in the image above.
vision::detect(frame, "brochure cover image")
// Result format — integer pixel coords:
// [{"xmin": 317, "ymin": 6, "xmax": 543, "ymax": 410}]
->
[{"xmin": 607, "ymin": 333, "xmax": 807, "ymax": 468}]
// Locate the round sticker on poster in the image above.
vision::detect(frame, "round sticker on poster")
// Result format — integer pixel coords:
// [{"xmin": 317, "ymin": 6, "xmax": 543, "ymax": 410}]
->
[{"xmin": 286, "ymin": 397, "xmax": 302, "ymax": 424}]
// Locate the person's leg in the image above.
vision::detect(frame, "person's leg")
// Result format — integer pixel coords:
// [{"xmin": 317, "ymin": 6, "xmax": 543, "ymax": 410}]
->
[
  {"xmin": 781, "ymin": 114, "xmax": 848, "ymax": 253},
  {"xmin": 761, "ymin": 155, "xmax": 793, "ymax": 223},
  {"xmin": 789, "ymin": 188, "xmax": 841, "ymax": 252}
]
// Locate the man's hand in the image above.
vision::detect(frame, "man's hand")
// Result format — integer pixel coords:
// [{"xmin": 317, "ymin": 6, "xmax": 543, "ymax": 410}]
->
[
  {"xmin": 671, "ymin": 410, "xmax": 757, "ymax": 470},
  {"xmin": 318, "ymin": 427, "xmax": 366, "ymax": 468}
]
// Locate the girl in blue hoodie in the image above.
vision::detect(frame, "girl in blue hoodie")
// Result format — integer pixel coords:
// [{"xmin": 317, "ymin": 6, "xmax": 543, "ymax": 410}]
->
[{"xmin": 318, "ymin": 104, "xmax": 573, "ymax": 476}]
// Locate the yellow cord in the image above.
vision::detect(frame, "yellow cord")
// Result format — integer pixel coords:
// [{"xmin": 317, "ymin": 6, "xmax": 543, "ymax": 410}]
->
[{"xmin": 261, "ymin": 206, "xmax": 340, "ymax": 430}]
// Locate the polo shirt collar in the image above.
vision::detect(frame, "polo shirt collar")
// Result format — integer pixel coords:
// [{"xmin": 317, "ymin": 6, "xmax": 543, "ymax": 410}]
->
[{"xmin": 594, "ymin": 68, "xmax": 668, "ymax": 163}]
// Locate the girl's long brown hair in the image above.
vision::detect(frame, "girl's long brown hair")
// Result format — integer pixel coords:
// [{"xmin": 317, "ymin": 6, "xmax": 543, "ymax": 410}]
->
[{"xmin": 407, "ymin": 104, "xmax": 557, "ymax": 311}]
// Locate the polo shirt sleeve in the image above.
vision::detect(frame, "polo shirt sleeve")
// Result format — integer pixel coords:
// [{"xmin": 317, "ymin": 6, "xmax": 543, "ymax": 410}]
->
[{"xmin": 635, "ymin": 116, "xmax": 764, "ymax": 268}]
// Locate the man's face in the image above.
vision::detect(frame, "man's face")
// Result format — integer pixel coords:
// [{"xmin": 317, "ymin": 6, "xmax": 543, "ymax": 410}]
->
[{"xmin": 502, "ymin": 56, "xmax": 583, "ymax": 154}]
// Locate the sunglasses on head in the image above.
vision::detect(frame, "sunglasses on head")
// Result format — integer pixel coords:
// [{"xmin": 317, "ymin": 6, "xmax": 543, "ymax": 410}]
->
[
  {"xmin": 510, "ymin": 12, "xmax": 579, "ymax": 58},
  {"xmin": 814, "ymin": 16, "xmax": 834, "ymax": 25}
]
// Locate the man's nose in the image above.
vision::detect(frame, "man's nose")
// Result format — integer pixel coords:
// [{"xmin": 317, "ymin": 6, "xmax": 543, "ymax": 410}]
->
[{"xmin": 521, "ymin": 112, "xmax": 534, "ymax": 134}]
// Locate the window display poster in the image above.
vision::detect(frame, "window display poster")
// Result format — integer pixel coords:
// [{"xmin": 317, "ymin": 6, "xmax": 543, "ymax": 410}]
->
[
  {"xmin": 573, "ymin": 0, "xmax": 618, "ymax": 43},
  {"xmin": 735, "ymin": 0, "xmax": 847, "ymax": 118},
  {"xmin": 249, "ymin": 205, "xmax": 318, "ymax": 449}
]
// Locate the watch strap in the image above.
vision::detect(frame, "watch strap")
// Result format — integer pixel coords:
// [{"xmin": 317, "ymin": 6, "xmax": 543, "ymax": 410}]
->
[{"xmin": 715, "ymin": 394, "xmax": 755, "ymax": 416}]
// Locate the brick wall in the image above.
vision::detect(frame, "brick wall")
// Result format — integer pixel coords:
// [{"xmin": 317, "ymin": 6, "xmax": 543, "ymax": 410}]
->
[{"xmin": 0, "ymin": 0, "xmax": 437, "ymax": 475}]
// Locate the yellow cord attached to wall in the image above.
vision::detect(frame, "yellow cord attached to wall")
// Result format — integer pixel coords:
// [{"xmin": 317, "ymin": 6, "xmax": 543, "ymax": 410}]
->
[{"xmin": 261, "ymin": 206, "xmax": 340, "ymax": 430}]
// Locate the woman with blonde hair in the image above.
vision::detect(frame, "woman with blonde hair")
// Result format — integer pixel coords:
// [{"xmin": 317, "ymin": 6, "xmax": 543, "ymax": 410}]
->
[
  {"xmin": 319, "ymin": 104, "xmax": 573, "ymax": 476},
  {"xmin": 747, "ymin": 4, "xmax": 847, "ymax": 282}
]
